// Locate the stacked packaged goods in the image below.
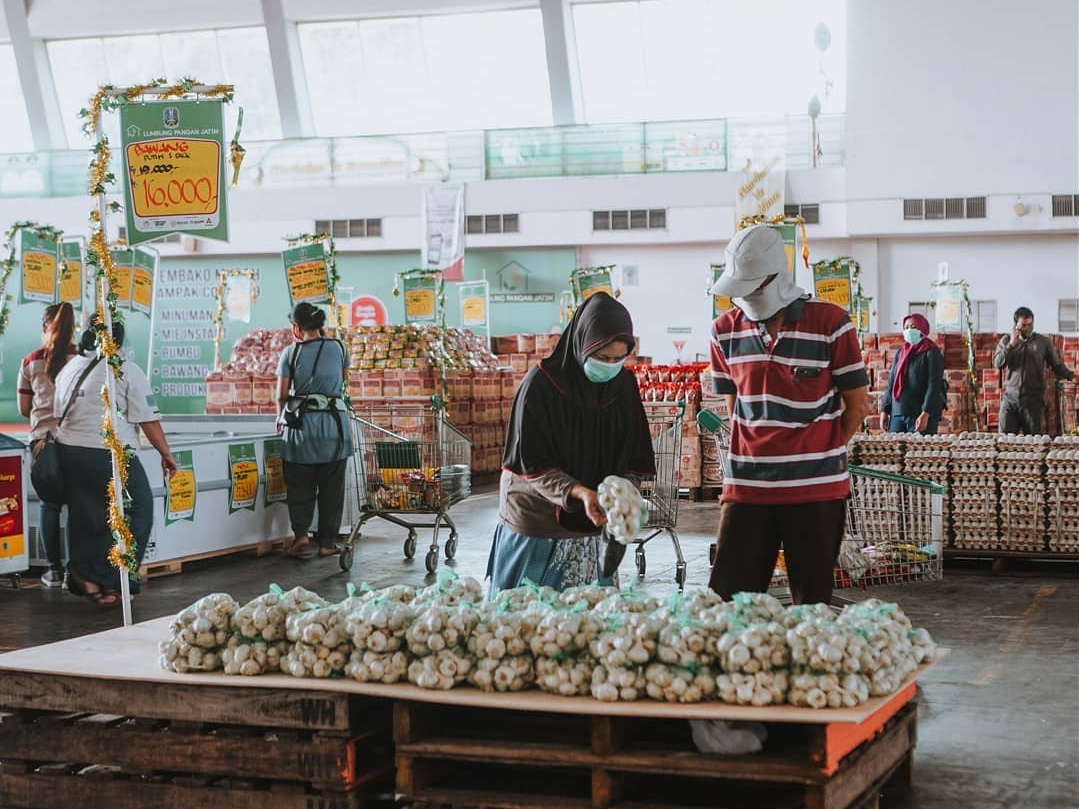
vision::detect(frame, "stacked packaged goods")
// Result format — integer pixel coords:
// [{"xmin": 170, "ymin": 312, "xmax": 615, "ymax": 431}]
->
[
  {"xmin": 1044, "ymin": 436, "xmax": 1079, "ymax": 553},
  {"xmin": 949, "ymin": 433, "xmax": 1000, "ymax": 550},
  {"xmin": 900, "ymin": 435, "xmax": 953, "ymax": 545},
  {"xmin": 996, "ymin": 434, "xmax": 1051, "ymax": 552},
  {"xmin": 847, "ymin": 433, "xmax": 904, "ymax": 473}
]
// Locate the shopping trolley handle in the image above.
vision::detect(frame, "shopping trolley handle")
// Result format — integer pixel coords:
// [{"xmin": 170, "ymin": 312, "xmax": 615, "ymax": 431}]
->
[{"xmin": 696, "ymin": 409, "xmax": 728, "ymax": 435}]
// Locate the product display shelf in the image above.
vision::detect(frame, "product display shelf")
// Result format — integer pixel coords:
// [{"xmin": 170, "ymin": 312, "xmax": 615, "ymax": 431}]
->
[{"xmin": 0, "ymin": 618, "xmax": 941, "ymax": 809}]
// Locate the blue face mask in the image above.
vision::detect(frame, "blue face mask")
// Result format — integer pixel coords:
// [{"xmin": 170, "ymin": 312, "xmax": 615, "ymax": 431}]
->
[
  {"xmin": 903, "ymin": 327, "xmax": 923, "ymax": 345},
  {"xmin": 582, "ymin": 357, "xmax": 625, "ymax": 383}
]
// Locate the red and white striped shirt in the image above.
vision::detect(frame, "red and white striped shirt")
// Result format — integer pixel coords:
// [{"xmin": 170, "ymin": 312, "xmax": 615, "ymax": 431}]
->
[{"xmin": 709, "ymin": 298, "xmax": 868, "ymax": 505}]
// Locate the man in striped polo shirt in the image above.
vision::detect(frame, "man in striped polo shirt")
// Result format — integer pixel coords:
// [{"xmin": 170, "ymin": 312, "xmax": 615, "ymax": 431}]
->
[{"xmin": 707, "ymin": 225, "xmax": 869, "ymax": 605}]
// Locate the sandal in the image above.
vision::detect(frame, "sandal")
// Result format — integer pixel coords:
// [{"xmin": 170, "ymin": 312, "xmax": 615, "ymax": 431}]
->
[
  {"xmin": 91, "ymin": 591, "xmax": 120, "ymax": 607},
  {"xmin": 284, "ymin": 537, "xmax": 311, "ymax": 558},
  {"xmin": 317, "ymin": 546, "xmax": 341, "ymax": 557},
  {"xmin": 66, "ymin": 568, "xmax": 101, "ymax": 599}
]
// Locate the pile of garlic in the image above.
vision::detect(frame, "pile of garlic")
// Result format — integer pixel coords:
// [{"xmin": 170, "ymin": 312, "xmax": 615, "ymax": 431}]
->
[
  {"xmin": 405, "ymin": 603, "xmax": 479, "ymax": 689},
  {"xmin": 714, "ymin": 619, "xmax": 790, "ymax": 706},
  {"xmin": 221, "ymin": 635, "xmax": 288, "ymax": 676},
  {"xmin": 283, "ymin": 602, "xmax": 355, "ymax": 679},
  {"xmin": 785, "ymin": 617, "xmax": 872, "ymax": 708},
  {"xmin": 532, "ymin": 603, "xmax": 605, "ymax": 696},
  {"xmin": 226, "ymin": 586, "xmax": 329, "ymax": 676},
  {"xmin": 597, "ymin": 475, "xmax": 647, "ymax": 545},
  {"xmin": 558, "ymin": 584, "xmax": 618, "ymax": 609},
  {"xmin": 468, "ymin": 600, "xmax": 546, "ymax": 693},
  {"xmin": 159, "ymin": 592, "xmax": 237, "ymax": 673},
  {"xmin": 589, "ymin": 611, "xmax": 663, "ymax": 702}
]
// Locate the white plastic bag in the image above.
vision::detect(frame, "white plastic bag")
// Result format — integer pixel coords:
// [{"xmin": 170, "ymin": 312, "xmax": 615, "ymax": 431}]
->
[{"xmin": 688, "ymin": 719, "xmax": 768, "ymax": 755}]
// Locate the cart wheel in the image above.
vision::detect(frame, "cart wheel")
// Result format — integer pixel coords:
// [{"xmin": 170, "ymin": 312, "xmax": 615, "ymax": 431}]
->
[
  {"xmin": 403, "ymin": 533, "xmax": 418, "ymax": 560},
  {"xmin": 445, "ymin": 534, "xmax": 459, "ymax": 560},
  {"xmin": 424, "ymin": 549, "xmax": 439, "ymax": 574},
  {"xmin": 708, "ymin": 543, "xmax": 717, "ymax": 566},
  {"xmin": 339, "ymin": 544, "xmax": 354, "ymax": 572},
  {"xmin": 635, "ymin": 548, "xmax": 646, "ymax": 578},
  {"xmin": 675, "ymin": 562, "xmax": 687, "ymax": 590}
]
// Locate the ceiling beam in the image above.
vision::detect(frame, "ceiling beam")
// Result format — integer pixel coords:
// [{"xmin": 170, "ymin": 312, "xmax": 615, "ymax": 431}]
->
[
  {"xmin": 2, "ymin": 0, "xmax": 66, "ymax": 150},
  {"xmin": 261, "ymin": 0, "xmax": 314, "ymax": 138}
]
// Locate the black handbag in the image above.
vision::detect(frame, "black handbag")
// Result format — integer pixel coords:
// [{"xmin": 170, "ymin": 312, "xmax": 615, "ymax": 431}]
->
[{"xmin": 30, "ymin": 358, "xmax": 100, "ymax": 504}]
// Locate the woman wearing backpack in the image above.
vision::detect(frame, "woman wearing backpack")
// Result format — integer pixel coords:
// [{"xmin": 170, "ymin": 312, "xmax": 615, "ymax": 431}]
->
[{"xmin": 276, "ymin": 302, "xmax": 352, "ymax": 558}]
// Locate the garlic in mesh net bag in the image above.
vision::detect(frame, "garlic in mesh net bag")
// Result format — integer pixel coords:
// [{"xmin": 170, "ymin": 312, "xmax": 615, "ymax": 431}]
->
[
  {"xmin": 531, "ymin": 602, "xmax": 605, "ymax": 697},
  {"xmin": 467, "ymin": 597, "xmax": 548, "ymax": 692},
  {"xmin": 597, "ymin": 475, "xmax": 649, "ymax": 545},
  {"xmin": 159, "ymin": 592, "xmax": 238, "ymax": 673}
]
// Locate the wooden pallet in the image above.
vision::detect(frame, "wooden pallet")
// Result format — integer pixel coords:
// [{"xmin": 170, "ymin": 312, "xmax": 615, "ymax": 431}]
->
[
  {"xmin": 139, "ymin": 537, "xmax": 289, "ymax": 579},
  {"xmin": 394, "ymin": 689, "xmax": 918, "ymax": 809},
  {"xmin": 0, "ymin": 677, "xmax": 394, "ymax": 809}
]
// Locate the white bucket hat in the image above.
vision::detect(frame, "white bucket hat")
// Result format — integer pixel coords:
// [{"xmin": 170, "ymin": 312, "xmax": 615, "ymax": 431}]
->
[{"xmin": 709, "ymin": 225, "xmax": 788, "ymax": 297}]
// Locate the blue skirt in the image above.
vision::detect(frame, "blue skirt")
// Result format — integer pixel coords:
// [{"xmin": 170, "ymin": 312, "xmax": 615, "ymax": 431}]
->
[{"xmin": 485, "ymin": 522, "xmax": 616, "ymax": 596}]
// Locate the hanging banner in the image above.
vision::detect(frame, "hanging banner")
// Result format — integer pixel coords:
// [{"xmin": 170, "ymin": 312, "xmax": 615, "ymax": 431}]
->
[
  {"xmin": 226, "ymin": 274, "xmax": 254, "ymax": 323},
  {"xmin": 120, "ymin": 100, "xmax": 229, "ymax": 245},
  {"xmin": 735, "ymin": 156, "xmax": 785, "ymax": 222},
  {"xmin": 402, "ymin": 275, "xmax": 439, "ymax": 323},
  {"xmin": 263, "ymin": 438, "xmax": 287, "ymax": 506},
  {"xmin": 0, "ymin": 454, "xmax": 25, "ymax": 560},
  {"xmin": 282, "ymin": 242, "xmax": 331, "ymax": 306},
  {"xmin": 813, "ymin": 259, "xmax": 853, "ymax": 312},
  {"xmin": 59, "ymin": 239, "xmax": 85, "ymax": 308},
  {"xmin": 856, "ymin": 296, "xmax": 872, "ymax": 333},
  {"xmin": 459, "ymin": 281, "xmax": 488, "ymax": 328},
  {"xmin": 574, "ymin": 268, "xmax": 613, "ymax": 303},
  {"xmin": 422, "ymin": 184, "xmax": 465, "ymax": 281},
  {"xmin": 110, "ymin": 248, "xmax": 134, "ymax": 309},
  {"xmin": 934, "ymin": 283, "xmax": 965, "ymax": 333},
  {"xmin": 228, "ymin": 442, "xmax": 258, "ymax": 513},
  {"xmin": 710, "ymin": 264, "xmax": 732, "ymax": 317},
  {"xmin": 19, "ymin": 230, "xmax": 59, "ymax": 304},
  {"xmin": 773, "ymin": 224, "xmax": 798, "ymax": 274},
  {"xmin": 131, "ymin": 247, "xmax": 157, "ymax": 316},
  {"xmin": 164, "ymin": 449, "xmax": 196, "ymax": 525}
]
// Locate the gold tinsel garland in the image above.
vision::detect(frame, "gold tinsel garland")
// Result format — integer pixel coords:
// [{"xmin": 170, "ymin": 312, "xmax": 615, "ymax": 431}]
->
[
  {"xmin": 736, "ymin": 214, "xmax": 810, "ymax": 268},
  {"xmin": 81, "ymin": 78, "xmax": 235, "ymax": 576}
]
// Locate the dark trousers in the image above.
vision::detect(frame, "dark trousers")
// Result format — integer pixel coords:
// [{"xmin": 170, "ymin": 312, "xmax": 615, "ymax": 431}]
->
[
  {"xmin": 708, "ymin": 499, "xmax": 847, "ymax": 605},
  {"xmin": 889, "ymin": 413, "xmax": 940, "ymax": 435},
  {"xmin": 59, "ymin": 444, "xmax": 153, "ymax": 593},
  {"xmin": 999, "ymin": 394, "xmax": 1044, "ymax": 435},
  {"xmin": 283, "ymin": 459, "xmax": 347, "ymax": 548}
]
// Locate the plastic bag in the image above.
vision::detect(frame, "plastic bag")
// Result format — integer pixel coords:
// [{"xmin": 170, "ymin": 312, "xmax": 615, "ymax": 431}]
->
[{"xmin": 688, "ymin": 719, "xmax": 768, "ymax": 755}]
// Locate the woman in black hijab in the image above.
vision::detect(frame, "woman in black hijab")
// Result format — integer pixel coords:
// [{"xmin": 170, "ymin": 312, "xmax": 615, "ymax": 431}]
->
[{"xmin": 487, "ymin": 292, "xmax": 655, "ymax": 593}]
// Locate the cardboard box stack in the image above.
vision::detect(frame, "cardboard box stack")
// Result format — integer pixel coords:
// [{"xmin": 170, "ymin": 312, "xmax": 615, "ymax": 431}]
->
[{"xmin": 205, "ymin": 327, "xmax": 293, "ymax": 415}]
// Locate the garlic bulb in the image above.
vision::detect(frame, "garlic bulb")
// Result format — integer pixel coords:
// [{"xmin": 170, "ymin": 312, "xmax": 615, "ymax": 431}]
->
[
  {"xmin": 159, "ymin": 593, "xmax": 237, "ymax": 672},
  {"xmin": 597, "ymin": 475, "xmax": 648, "ymax": 545}
]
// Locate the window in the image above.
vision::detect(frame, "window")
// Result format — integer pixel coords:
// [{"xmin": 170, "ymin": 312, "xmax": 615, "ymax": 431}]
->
[
  {"xmin": 571, "ymin": 0, "xmax": 846, "ymax": 124},
  {"xmin": 0, "ymin": 44, "xmax": 34, "ymax": 154},
  {"xmin": 973, "ymin": 300, "xmax": 997, "ymax": 333},
  {"xmin": 1060, "ymin": 299, "xmax": 1079, "ymax": 333},
  {"xmin": 47, "ymin": 28, "xmax": 281, "ymax": 148},
  {"xmin": 298, "ymin": 9, "xmax": 553, "ymax": 136}
]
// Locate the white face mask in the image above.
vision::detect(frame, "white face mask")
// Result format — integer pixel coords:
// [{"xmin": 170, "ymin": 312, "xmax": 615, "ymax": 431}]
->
[{"xmin": 734, "ymin": 272, "xmax": 805, "ymax": 321}]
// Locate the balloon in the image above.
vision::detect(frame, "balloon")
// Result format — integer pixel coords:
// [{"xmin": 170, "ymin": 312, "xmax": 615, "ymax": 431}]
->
[{"xmin": 814, "ymin": 23, "xmax": 832, "ymax": 52}]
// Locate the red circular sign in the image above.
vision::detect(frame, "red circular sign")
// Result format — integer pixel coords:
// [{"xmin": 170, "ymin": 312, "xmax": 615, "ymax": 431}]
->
[{"xmin": 351, "ymin": 295, "xmax": 388, "ymax": 328}]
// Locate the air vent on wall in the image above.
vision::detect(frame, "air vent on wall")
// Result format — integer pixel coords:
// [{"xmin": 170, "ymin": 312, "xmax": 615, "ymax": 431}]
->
[
  {"xmin": 902, "ymin": 196, "xmax": 986, "ymax": 220},
  {"xmin": 1060, "ymin": 299, "xmax": 1079, "ymax": 332},
  {"xmin": 313, "ymin": 219, "xmax": 382, "ymax": 237},
  {"xmin": 783, "ymin": 203, "xmax": 820, "ymax": 224},
  {"xmin": 466, "ymin": 214, "xmax": 519, "ymax": 235},
  {"xmin": 1051, "ymin": 195, "xmax": 1079, "ymax": 217},
  {"xmin": 592, "ymin": 209, "xmax": 667, "ymax": 231}
]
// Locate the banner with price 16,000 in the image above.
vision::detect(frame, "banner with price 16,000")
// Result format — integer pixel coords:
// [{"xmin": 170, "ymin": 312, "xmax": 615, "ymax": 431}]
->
[{"xmin": 120, "ymin": 100, "xmax": 229, "ymax": 245}]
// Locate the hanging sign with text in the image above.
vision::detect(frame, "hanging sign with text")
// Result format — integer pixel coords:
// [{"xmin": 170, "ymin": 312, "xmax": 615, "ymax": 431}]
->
[
  {"xmin": 282, "ymin": 242, "xmax": 331, "ymax": 306},
  {"xmin": 165, "ymin": 449, "xmax": 196, "ymax": 525},
  {"xmin": 228, "ymin": 442, "xmax": 259, "ymax": 514},
  {"xmin": 402, "ymin": 275, "xmax": 439, "ymax": 323},
  {"xmin": 131, "ymin": 247, "xmax": 158, "ymax": 316},
  {"xmin": 813, "ymin": 259, "xmax": 853, "ymax": 313},
  {"xmin": 59, "ymin": 238, "xmax": 85, "ymax": 308},
  {"xmin": 263, "ymin": 438, "xmax": 287, "ymax": 506},
  {"xmin": 710, "ymin": 264, "xmax": 733, "ymax": 317},
  {"xmin": 120, "ymin": 100, "xmax": 228, "ymax": 245},
  {"xmin": 109, "ymin": 249, "xmax": 135, "ymax": 308},
  {"xmin": 19, "ymin": 230, "xmax": 59, "ymax": 304}
]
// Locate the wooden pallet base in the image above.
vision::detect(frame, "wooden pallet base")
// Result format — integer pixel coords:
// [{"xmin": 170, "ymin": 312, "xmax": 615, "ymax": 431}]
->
[{"xmin": 139, "ymin": 537, "xmax": 289, "ymax": 579}]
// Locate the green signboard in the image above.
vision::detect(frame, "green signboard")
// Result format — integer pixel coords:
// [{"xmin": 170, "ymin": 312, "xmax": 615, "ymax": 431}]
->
[
  {"xmin": 813, "ymin": 260, "xmax": 853, "ymax": 313},
  {"xmin": 401, "ymin": 274, "xmax": 440, "ymax": 324},
  {"xmin": 282, "ymin": 242, "xmax": 331, "ymax": 306},
  {"xmin": 59, "ymin": 239, "xmax": 85, "ymax": 308},
  {"xmin": 120, "ymin": 100, "xmax": 229, "ymax": 245},
  {"xmin": 711, "ymin": 264, "xmax": 732, "ymax": 318},
  {"xmin": 228, "ymin": 443, "xmax": 258, "ymax": 514},
  {"xmin": 19, "ymin": 230, "xmax": 60, "ymax": 304},
  {"xmin": 165, "ymin": 449, "xmax": 196, "ymax": 525}
]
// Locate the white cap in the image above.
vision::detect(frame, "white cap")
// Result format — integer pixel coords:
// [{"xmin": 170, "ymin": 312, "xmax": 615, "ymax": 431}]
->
[{"xmin": 709, "ymin": 225, "xmax": 788, "ymax": 297}]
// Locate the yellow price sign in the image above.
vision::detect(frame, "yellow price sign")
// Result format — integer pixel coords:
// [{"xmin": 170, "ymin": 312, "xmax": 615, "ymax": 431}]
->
[
  {"xmin": 815, "ymin": 279, "xmax": 851, "ymax": 310},
  {"xmin": 113, "ymin": 263, "xmax": 133, "ymax": 305},
  {"xmin": 937, "ymin": 297, "xmax": 960, "ymax": 325},
  {"xmin": 287, "ymin": 260, "xmax": 329, "ymax": 301},
  {"xmin": 59, "ymin": 260, "xmax": 82, "ymax": 304},
  {"xmin": 265, "ymin": 454, "xmax": 286, "ymax": 500},
  {"xmin": 461, "ymin": 296, "xmax": 486, "ymax": 325},
  {"xmin": 132, "ymin": 266, "xmax": 154, "ymax": 312},
  {"xmin": 167, "ymin": 469, "xmax": 196, "ymax": 516},
  {"xmin": 231, "ymin": 460, "xmax": 259, "ymax": 505},
  {"xmin": 405, "ymin": 288, "xmax": 436, "ymax": 320},
  {"xmin": 581, "ymin": 284, "xmax": 611, "ymax": 300},
  {"xmin": 22, "ymin": 250, "xmax": 56, "ymax": 297},
  {"xmin": 126, "ymin": 138, "xmax": 221, "ymax": 219}
]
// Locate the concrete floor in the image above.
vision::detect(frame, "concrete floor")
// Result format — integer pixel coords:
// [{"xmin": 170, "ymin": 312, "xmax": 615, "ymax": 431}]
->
[{"xmin": 0, "ymin": 487, "xmax": 1076, "ymax": 809}]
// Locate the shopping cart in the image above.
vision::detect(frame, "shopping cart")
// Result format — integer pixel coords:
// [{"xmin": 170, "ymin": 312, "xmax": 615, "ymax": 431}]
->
[
  {"xmin": 340, "ymin": 402, "xmax": 472, "ymax": 574},
  {"xmin": 630, "ymin": 402, "xmax": 690, "ymax": 588},
  {"xmin": 696, "ymin": 414, "xmax": 945, "ymax": 598}
]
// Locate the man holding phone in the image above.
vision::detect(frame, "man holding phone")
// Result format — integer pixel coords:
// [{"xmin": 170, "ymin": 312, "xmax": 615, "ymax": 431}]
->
[{"xmin": 993, "ymin": 306, "xmax": 1074, "ymax": 434}]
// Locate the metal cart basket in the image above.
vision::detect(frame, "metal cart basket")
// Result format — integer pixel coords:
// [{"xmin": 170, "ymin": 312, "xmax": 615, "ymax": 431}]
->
[
  {"xmin": 697, "ymin": 413, "xmax": 944, "ymax": 596},
  {"xmin": 340, "ymin": 403, "xmax": 472, "ymax": 574},
  {"xmin": 631, "ymin": 402, "xmax": 689, "ymax": 588}
]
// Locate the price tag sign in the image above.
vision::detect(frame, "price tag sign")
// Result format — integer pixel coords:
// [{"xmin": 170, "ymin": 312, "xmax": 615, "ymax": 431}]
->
[
  {"xmin": 165, "ymin": 449, "xmax": 196, "ymax": 525},
  {"xmin": 120, "ymin": 100, "xmax": 228, "ymax": 245},
  {"xmin": 59, "ymin": 239, "xmax": 85, "ymax": 307},
  {"xmin": 19, "ymin": 230, "xmax": 59, "ymax": 304},
  {"xmin": 131, "ymin": 247, "xmax": 157, "ymax": 316},
  {"xmin": 402, "ymin": 275, "xmax": 438, "ymax": 323},
  {"xmin": 813, "ymin": 260, "xmax": 853, "ymax": 313},
  {"xmin": 283, "ymin": 242, "xmax": 331, "ymax": 305},
  {"xmin": 710, "ymin": 264, "xmax": 733, "ymax": 318},
  {"xmin": 228, "ymin": 442, "xmax": 258, "ymax": 513},
  {"xmin": 459, "ymin": 281, "xmax": 488, "ymax": 327},
  {"xmin": 576, "ymin": 269, "xmax": 612, "ymax": 302},
  {"xmin": 110, "ymin": 249, "xmax": 134, "ymax": 308},
  {"xmin": 263, "ymin": 439, "xmax": 287, "ymax": 505}
]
